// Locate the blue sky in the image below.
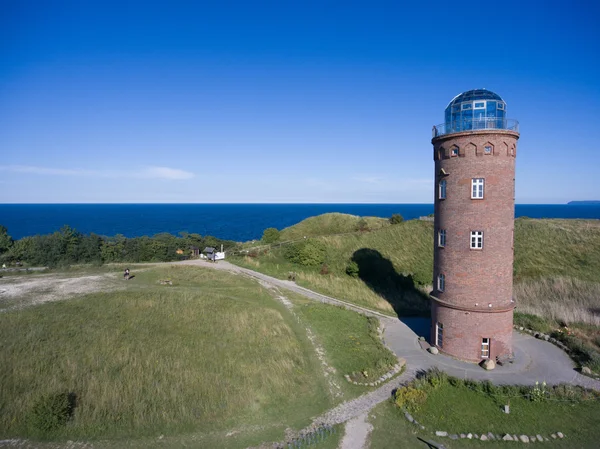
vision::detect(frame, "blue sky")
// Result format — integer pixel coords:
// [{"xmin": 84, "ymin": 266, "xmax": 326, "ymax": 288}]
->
[{"xmin": 1, "ymin": 0, "xmax": 599, "ymax": 204}]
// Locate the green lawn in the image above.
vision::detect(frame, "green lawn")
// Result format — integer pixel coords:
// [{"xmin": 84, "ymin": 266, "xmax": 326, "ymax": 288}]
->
[
  {"xmin": 0, "ymin": 264, "xmax": 396, "ymax": 447},
  {"xmin": 368, "ymin": 380, "xmax": 600, "ymax": 449},
  {"xmin": 0, "ymin": 265, "xmax": 331, "ymax": 444},
  {"xmin": 291, "ymin": 298, "xmax": 398, "ymax": 384}
]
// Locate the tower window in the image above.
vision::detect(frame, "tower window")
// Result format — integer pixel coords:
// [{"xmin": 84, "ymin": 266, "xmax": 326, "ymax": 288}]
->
[
  {"xmin": 471, "ymin": 178, "xmax": 484, "ymax": 199},
  {"xmin": 461, "ymin": 103, "xmax": 472, "ymax": 110},
  {"xmin": 481, "ymin": 338, "xmax": 490, "ymax": 358},
  {"xmin": 437, "ymin": 273, "xmax": 445, "ymax": 292},
  {"xmin": 436, "ymin": 323, "xmax": 444, "ymax": 348},
  {"xmin": 470, "ymin": 231, "xmax": 483, "ymax": 249},
  {"xmin": 484, "ymin": 145, "xmax": 492, "ymax": 155},
  {"xmin": 451, "ymin": 147, "xmax": 458, "ymax": 157},
  {"xmin": 438, "ymin": 229, "xmax": 446, "ymax": 247},
  {"xmin": 497, "ymin": 102, "xmax": 505, "ymax": 110},
  {"xmin": 439, "ymin": 180, "xmax": 447, "ymax": 199},
  {"xmin": 474, "ymin": 101, "xmax": 485, "ymax": 109}
]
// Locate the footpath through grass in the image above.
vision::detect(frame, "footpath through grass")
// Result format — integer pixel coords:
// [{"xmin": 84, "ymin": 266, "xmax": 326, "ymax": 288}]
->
[{"xmin": 290, "ymin": 296, "xmax": 398, "ymax": 386}]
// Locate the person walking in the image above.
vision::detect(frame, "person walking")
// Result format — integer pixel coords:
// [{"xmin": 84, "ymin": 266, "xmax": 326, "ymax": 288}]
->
[{"xmin": 124, "ymin": 268, "xmax": 130, "ymax": 280}]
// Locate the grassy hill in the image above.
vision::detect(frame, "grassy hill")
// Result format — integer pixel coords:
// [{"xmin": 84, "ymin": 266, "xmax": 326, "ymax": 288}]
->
[
  {"xmin": 0, "ymin": 265, "xmax": 395, "ymax": 447},
  {"xmin": 231, "ymin": 214, "xmax": 600, "ymax": 324},
  {"xmin": 279, "ymin": 213, "xmax": 391, "ymax": 241}
]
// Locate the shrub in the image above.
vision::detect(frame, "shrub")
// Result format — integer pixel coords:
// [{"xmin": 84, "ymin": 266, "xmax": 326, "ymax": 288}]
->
[
  {"xmin": 320, "ymin": 263, "xmax": 330, "ymax": 275},
  {"xmin": 262, "ymin": 227, "xmax": 281, "ymax": 244},
  {"xmin": 389, "ymin": 214, "xmax": 404, "ymax": 225},
  {"xmin": 283, "ymin": 240, "xmax": 327, "ymax": 267},
  {"xmin": 500, "ymin": 384, "xmax": 522, "ymax": 398},
  {"xmin": 28, "ymin": 392, "xmax": 75, "ymax": 433},
  {"xmin": 529, "ymin": 381, "xmax": 548, "ymax": 402},
  {"xmin": 552, "ymin": 383, "xmax": 582, "ymax": 401},
  {"xmin": 355, "ymin": 218, "xmax": 369, "ymax": 232},
  {"xmin": 345, "ymin": 260, "xmax": 359, "ymax": 278},
  {"xmin": 424, "ymin": 367, "xmax": 448, "ymax": 389},
  {"xmin": 464, "ymin": 379, "xmax": 484, "ymax": 394},
  {"xmin": 448, "ymin": 376, "xmax": 464, "ymax": 388},
  {"xmin": 482, "ymin": 380, "xmax": 500, "ymax": 398},
  {"xmin": 394, "ymin": 386, "xmax": 427, "ymax": 412}
]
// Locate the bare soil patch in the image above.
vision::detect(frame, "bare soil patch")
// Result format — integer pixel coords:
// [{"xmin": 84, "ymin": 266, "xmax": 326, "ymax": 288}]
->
[{"xmin": 0, "ymin": 272, "xmax": 122, "ymax": 312}]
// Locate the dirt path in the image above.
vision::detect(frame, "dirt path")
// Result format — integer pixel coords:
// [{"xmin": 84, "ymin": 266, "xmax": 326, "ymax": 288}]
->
[
  {"xmin": 339, "ymin": 412, "xmax": 373, "ymax": 449},
  {"xmin": 0, "ymin": 272, "xmax": 123, "ymax": 312}
]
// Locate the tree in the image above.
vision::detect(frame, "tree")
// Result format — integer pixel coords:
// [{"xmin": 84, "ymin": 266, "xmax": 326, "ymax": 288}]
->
[
  {"xmin": 262, "ymin": 227, "xmax": 281, "ymax": 244},
  {"xmin": 0, "ymin": 225, "xmax": 13, "ymax": 254},
  {"xmin": 283, "ymin": 239, "xmax": 326, "ymax": 266},
  {"xmin": 389, "ymin": 214, "xmax": 404, "ymax": 225}
]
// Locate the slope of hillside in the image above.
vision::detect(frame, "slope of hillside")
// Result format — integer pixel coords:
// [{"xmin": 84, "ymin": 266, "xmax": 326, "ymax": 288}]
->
[
  {"xmin": 514, "ymin": 218, "xmax": 600, "ymax": 282},
  {"xmin": 232, "ymin": 215, "xmax": 600, "ymax": 321},
  {"xmin": 279, "ymin": 213, "xmax": 391, "ymax": 241}
]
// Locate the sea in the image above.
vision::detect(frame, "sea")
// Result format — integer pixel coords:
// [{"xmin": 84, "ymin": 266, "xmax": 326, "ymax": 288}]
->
[{"xmin": 1, "ymin": 203, "xmax": 599, "ymax": 242}]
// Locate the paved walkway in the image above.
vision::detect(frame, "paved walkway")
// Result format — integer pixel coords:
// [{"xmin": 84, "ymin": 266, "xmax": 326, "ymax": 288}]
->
[{"xmin": 182, "ymin": 259, "xmax": 600, "ymax": 391}]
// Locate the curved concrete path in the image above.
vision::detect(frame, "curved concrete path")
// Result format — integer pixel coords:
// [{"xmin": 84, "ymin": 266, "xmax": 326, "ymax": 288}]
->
[{"xmin": 182, "ymin": 259, "xmax": 600, "ymax": 391}]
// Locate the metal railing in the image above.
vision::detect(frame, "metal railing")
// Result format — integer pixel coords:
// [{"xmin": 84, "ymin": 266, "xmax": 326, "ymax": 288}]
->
[{"xmin": 432, "ymin": 118, "xmax": 519, "ymax": 137}]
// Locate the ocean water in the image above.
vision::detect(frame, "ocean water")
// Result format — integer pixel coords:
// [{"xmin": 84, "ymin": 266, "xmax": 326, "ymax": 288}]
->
[{"xmin": 1, "ymin": 203, "xmax": 599, "ymax": 242}]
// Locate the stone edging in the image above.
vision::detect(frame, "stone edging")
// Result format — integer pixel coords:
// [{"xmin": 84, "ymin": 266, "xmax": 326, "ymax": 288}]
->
[
  {"xmin": 343, "ymin": 359, "xmax": 405, "ymax": 387},
  {"xmin": 513, "ymin": 325, "xmax": 570, "ymax": 352},
  {"xmin": 402, "ymin": 411, "xmax": 566, "ymax": 443},
  {"xmin": 513, "ymin": 325, "xmax": 599, "ymax": 379},
  {"xmin": 343, "ymin": 321, "xmax": 406, "ymax": 387},
  {"xmin": 433, "ymin": 430, "xmax": 565, "ymax": 443}
]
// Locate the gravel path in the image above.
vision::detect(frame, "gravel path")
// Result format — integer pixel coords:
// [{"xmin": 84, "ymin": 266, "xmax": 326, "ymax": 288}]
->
[{"xmin": 338, "ymin": 412, "xmax": 373, "ymax": 449}]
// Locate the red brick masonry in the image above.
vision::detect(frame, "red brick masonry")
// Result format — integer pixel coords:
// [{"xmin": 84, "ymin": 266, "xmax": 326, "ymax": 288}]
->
[{"xmin": 430, "ymin": 129, "xmax": 520, "ymax": 362}]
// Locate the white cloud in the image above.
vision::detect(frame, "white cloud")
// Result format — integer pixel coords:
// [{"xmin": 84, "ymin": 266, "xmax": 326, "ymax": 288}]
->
[
  {"xmin": 0, "ymin": 165, "xmax": 194, "ymax": 180},
  {"xmin": 136, "ymin": 166, "xmax": 194, "ymax": 180}
]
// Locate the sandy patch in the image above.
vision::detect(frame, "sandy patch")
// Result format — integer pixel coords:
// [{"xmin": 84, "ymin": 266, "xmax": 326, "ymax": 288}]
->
[{"xmin": 0, "ymin": 272, "xmax": 123, "ymax": 312}]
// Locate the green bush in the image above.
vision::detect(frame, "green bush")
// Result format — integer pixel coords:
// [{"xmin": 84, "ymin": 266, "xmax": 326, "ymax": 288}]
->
[
  {"xmin": 283, "ymin": 240, "xmax": 326, "ymax": 267},
  {"xmin": 448, "ymin": 376, "xmax": 464, "ymax": 388},
  {"xmin": 355, "ymin": 218, "xmax": 369, "ymax": 232},
  {"xmin": 345, "ymin": 260, "xmax": 359, "ymax": 278},
  {"xmin": 389, "ymin": 214, "xmax": 404, "ymax": 225},
  {"xmin": 424, "ymin": 367, "xmax": 448, "ymax": 389},
  {"xmin": 262, "ymin": 227, "xmax": 281, "ymax": 244},
  {"xmin": 28, "ymin": 392, "xmax": 74, "ymax": 433},
  {"xmin": 394, "ymin": 386, "xmax": 427, "ymax": 413}
]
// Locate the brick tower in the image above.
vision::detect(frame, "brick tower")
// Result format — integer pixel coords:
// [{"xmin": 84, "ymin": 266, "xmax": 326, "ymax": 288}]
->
[{"xmin": 430, "ymin": 89, "xmax": 520, "ymax": 362}]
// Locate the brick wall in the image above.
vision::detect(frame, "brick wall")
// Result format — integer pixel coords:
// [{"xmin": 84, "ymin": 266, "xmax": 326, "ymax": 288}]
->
[{"xmin": 429, "ymin": 129, "xmax": 519, "ymax": 361}]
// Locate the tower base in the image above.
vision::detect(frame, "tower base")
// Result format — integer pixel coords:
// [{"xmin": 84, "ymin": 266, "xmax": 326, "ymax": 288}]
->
[{"xmin": 430, "ymin": 297, "xmax": 513, "ymax": 362}]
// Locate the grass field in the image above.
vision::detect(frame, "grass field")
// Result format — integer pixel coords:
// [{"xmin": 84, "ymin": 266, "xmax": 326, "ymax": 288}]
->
[
  {"xmin": 0, "ymin": 265, "xmax": 331, "ymax": 443},
  {"xmin": 232, "ymin": 215, "xmax": 600, "ymax": 324},
  {"xmin": 290, "ymin": 297, "xmax": 398, "ymax": 384},
  {"xmin": 368, "ymin": 375, "xmax": 600, "ymax": 449},
  {"xmin": 0, "ymin": 263, "xmax": 397, "ymax": 447}
]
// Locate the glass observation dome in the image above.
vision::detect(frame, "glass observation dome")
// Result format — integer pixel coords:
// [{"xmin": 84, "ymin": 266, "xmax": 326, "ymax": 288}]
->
[{"xmin": 433, "ymin": 88, "xmax": 518, "ymax": 137}]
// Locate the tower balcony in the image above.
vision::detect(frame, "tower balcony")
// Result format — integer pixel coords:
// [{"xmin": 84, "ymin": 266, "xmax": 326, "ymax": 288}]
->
[{"xmin": 433, "ymin": 118, "xmax": 519, "ymax": 138}]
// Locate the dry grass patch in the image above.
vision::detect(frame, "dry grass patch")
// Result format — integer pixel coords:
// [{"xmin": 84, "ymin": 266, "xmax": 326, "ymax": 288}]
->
[{"xmin": 515, "ymin": 277, "xmax": 600, "ymax": 326}]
